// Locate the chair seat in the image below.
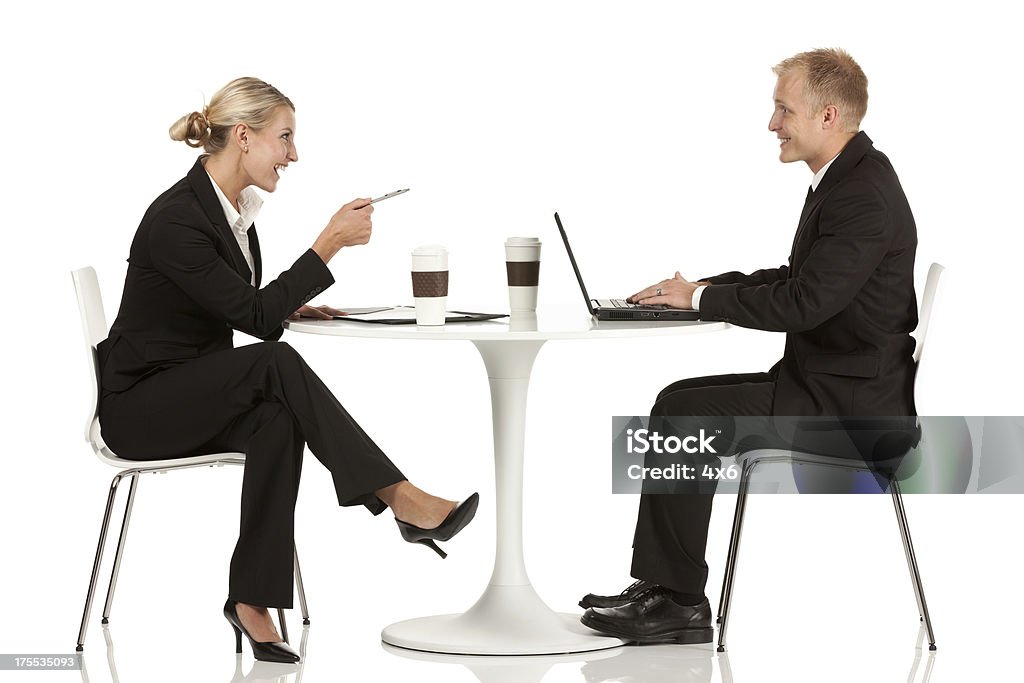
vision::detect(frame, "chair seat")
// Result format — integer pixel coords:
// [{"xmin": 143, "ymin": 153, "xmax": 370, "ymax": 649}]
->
[
  {"xmin": 736, "ymin": 447, "xmax": 909, "ymax": 475},
  {"xmin": 88, "ymin": 417, "xmax": 244, "ymax": 470},
  {"xmin": 738, "ymin": 416, "xmax": 920, "ymax": 472},
  {"xmin": 95, "ymin": 449, "xmax": 246, "ymax": 471}
]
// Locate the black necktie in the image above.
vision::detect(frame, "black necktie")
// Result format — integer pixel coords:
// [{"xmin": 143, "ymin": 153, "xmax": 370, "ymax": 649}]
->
[{"xmin": 794, "ymin": 186, "xmax": 816, "ymax": 252}]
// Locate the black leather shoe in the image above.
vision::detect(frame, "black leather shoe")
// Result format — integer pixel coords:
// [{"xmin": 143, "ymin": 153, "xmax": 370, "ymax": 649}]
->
[
  {"xmin": 395, "ymin": 492, "xmax": 479, "ymax": 558},
  {"xmin": 223, "ymin": 599, "xmax": 300, "ymax": 663},
  {"xmin": 580, "ymin": 586, "xmax": 713, "ymax": 644},
  {"xmin": 579, "ymin": 579, "xmax": 655, "ymax": 609}
]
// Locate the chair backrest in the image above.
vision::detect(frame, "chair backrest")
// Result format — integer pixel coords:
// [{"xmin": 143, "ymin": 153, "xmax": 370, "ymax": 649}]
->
[
  {"xmin": 913, "ymin": 262, "xmax": 945, "ymax": 367},
  {"xmin": 71, "ymin": 267, "xmax": 108, "ymax": 448}
]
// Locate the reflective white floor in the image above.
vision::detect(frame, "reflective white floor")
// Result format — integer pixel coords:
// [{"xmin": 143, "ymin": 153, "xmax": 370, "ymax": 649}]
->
[
  {"xmin": 69, "ymin": 623, "xmax": 941, "ymax": 683},
  {"xmin": 4, "ymin": 478, "xmax": 1021, "ymax": 682}
]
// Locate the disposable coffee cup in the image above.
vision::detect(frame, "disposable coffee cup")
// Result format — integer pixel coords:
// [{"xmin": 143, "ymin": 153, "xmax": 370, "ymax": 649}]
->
[
  {"xmin": 411, "ymin": 245, "xmax": 448, "ymax": 326},
  {"xmin": 505, "ymin": 237, "xmax": 541, "ymax": 313}
]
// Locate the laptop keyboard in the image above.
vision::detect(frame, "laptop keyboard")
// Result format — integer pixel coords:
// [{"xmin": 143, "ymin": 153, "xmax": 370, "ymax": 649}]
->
[{"xmin": 606, "ymin": 298, "xmax": 670, "ymax": 310}]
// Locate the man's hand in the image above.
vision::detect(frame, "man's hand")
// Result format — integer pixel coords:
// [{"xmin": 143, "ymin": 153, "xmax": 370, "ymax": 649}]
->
[
  {"xmin": 288, "ymin": 304, "xmax": 349, "ymax": 321},
  {"xmin": 628, "ymin": 272, "xmax": 701, "ymax": 309}
]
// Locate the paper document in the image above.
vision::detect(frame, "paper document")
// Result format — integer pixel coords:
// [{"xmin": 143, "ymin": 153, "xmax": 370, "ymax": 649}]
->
[{"xmin": 326, "ymin": 306, "xmax": 507, "ymax": 325}]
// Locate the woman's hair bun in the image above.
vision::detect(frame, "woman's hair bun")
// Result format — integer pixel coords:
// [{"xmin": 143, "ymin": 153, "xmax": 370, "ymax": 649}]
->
[
  {"xmin": 167, "ymin": 79, "xmax": 293, "ymax": 154},
  {"xmin": 168, "ymin": 110, "xmax": 211, "ymax": 148}
]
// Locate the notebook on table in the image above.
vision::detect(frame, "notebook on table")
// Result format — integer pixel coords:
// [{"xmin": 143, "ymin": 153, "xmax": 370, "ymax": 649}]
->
[{"xmin": 325, "ymin": 306, "xmax": 507, "ymax": 325}]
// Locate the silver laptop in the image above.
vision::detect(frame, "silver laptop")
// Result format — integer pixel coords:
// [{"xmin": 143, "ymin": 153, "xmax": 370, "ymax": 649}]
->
[{"xmin": 554, "ymin": 212, "xmax": 700, "ymax": 321}]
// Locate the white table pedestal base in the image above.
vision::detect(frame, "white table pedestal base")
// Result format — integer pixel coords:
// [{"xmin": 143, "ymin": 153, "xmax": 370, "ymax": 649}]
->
[
  {"xmin": 383, "ymin": 340, "xmax": 624, "ymax": 655},
  {"xmin": 284, "ymin": 315, "xmax": 725, "ymax": 657},
  {"xmin": 381, "ymin": 585, "xmax": 624, "ymax": 655}
]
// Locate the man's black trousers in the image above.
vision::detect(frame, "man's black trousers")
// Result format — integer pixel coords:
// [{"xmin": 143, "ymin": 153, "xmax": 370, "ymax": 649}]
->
[{"xmin": 631, "ymin": 372, "xmax": 775, "ymax": 597}]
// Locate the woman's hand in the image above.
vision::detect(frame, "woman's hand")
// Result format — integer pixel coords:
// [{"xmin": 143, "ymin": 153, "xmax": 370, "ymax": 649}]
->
[
  {"xmin": 312, "ymin": 198, "xmax": 374, "ymax": 263},
  {"xmin": 627, "ymin": 272, "xmax": 700, "ymax": 310},
  {"xmin": 288, "ymin": 304, "xmax": 348, "ymax": 321}
]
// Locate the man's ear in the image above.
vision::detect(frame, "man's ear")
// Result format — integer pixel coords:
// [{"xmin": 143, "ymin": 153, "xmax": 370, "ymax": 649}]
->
[{"xmin": 821, "ymin": 104, "xmax": 841, "ymax": 131}]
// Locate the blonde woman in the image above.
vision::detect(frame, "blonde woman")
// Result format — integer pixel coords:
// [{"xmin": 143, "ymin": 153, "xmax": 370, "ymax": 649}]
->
[{"xmin": 97, "ymin": 77, "xmax": 478, "ymax": 663}]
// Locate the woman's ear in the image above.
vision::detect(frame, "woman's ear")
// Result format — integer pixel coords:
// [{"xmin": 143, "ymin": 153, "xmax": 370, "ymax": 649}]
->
[{"xmin": 233, "ymin": 122, "xmax": 250, "ymax": 152}]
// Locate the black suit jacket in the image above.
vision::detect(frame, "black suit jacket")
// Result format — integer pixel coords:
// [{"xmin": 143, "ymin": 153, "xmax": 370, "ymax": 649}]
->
[
  {"xmin": 698, "ymin": 132, "xmax": 918, "ymax": 416},
  {"xmin": 98, "ymin": 158, "xmax": 335, "ymax": 392}
]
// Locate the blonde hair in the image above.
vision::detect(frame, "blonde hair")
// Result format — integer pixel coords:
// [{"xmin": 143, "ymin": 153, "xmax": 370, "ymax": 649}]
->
[
  {"xmin": 773, "ymin": 48, "xmax": 868, "ymax": 131},
  {"xmin": 169, "ymin": 77, "xmax": 295, "ymax": 153}
]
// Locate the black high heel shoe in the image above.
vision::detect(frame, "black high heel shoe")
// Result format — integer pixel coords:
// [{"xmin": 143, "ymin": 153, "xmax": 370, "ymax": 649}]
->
[
  {"xmin": 223, "ymin": 599, "xmax": 300, "ymax": 663},
  {"xmin": 395, "ymin": 492, "xmax": 480, "ymax": 558}
]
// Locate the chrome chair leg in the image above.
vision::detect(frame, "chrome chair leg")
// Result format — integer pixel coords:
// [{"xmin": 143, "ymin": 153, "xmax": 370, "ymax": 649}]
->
[
  {"xmin": 716, "ymin": 492, "xmax": 742, "ymax": 625},
  {"xmin": 102, "ymin": 474, "xmax": 139, "ymax": 623},
  {"xmin": 890, "ymin": 478, "xmax": 936, "ymax": 650},
  {"xmin": 274, "ymin": 546, "xmax": 311, "ymax": 643},
  {"xmin": 295, "ymin": 547, "xmax": 310, "ymax": 625},
  {"xmin": 277, "ymin": 609, "xmax": 290, "ymax": 644},
  {"xmin": 890, "ymin": 480, "xmax": 925, "ymax": 620},
  {"xmin": 76, "ymin": 460, "xmax": 316, "ymax": 651},
  {"xmin": 716, "ymin": 460, "xmax": 755, "ymax": 653},
  {"xmin": 77, "ymin": 474, "xmax": 124, "ymax": 651}
]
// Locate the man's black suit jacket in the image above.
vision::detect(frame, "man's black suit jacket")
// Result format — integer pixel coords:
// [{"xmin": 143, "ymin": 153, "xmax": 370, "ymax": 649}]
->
[
  {"xmin": 98, "ymin": 158, "xmax": 335, "ymax": 393},
  {"xmin": 698, "ymin": 131, "xmax": 918, "ymax": 416}
]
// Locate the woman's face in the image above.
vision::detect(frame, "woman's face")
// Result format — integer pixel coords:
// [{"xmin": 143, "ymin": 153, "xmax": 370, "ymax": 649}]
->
[{"xmin": 241, "ymin": 105, "xmax": 298, "ymax": 193}]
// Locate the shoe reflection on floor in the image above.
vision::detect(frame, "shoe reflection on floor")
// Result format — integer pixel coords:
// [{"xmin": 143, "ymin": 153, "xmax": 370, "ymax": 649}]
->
[
  {"xmin": 78, "ymin": 623, "xmax": 309, "ymax": 683},
  {"xmin": 383, "ymin": 623, "xmax": 937, "ymax": 683},
  {"xmin": 580, "ymin": 644, "xmax": 717, "ymax": 683},
  {"xmin": 77, "ymin": 621, "xmax": 934, "ymax": 682}
]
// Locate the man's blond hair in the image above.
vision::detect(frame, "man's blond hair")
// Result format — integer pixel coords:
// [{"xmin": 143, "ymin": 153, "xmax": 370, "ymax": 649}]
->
[{"xmin": 773, "ymin": 48, "xmax": 868, "ymax": 131}]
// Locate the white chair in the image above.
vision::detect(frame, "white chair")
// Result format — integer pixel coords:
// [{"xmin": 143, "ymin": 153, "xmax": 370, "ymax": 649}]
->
[
  {"xmin": 715, "ymin": 262, "xmax": 945, "ymax": 652},
  {"xmin": 72, "ymin": 267, "xmax": 311, "ymax": 651}
]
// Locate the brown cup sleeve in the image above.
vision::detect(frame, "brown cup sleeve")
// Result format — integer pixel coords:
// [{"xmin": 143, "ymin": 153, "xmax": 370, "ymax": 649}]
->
[
  {"xmin": 411, "ymin": 270, "xmax": 449, "ymax": 297},
  {"xmin": 506, "ymin": 261, "xmax": 540, "ymax": 286}
]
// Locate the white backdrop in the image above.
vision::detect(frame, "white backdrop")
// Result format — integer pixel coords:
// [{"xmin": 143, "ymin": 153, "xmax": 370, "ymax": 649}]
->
[{"xmin": 1, "ymin": 2, "xmax": 1021, "ymax": 682}]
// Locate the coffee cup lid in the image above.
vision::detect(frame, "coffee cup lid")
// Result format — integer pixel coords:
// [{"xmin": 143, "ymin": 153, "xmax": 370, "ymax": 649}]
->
[{"xmin": 412, "ymin": 244, "xmax": 448, "ymax": 256}]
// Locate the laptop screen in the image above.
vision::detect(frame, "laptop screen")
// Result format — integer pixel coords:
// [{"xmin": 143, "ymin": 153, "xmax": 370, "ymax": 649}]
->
[{"xmin": 554, "ymin": 212, "xmax": 596, "ymax": 315}]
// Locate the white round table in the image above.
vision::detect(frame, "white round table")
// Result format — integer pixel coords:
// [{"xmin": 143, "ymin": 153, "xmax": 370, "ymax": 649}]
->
[{"xmin": 285, "ymin": 307, "xmax": 727, "ymax": 655}]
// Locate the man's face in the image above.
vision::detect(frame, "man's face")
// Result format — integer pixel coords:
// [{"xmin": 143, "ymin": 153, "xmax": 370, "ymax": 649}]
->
[{"xmin": 768, "ymin": 70, "xmax": 829, "ymax": 170}]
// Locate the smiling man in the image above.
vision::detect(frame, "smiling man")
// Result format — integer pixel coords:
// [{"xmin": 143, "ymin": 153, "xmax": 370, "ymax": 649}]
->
[{"xmin": 579, "ymin": 48, "xmax": 919, "ymax": 644}]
